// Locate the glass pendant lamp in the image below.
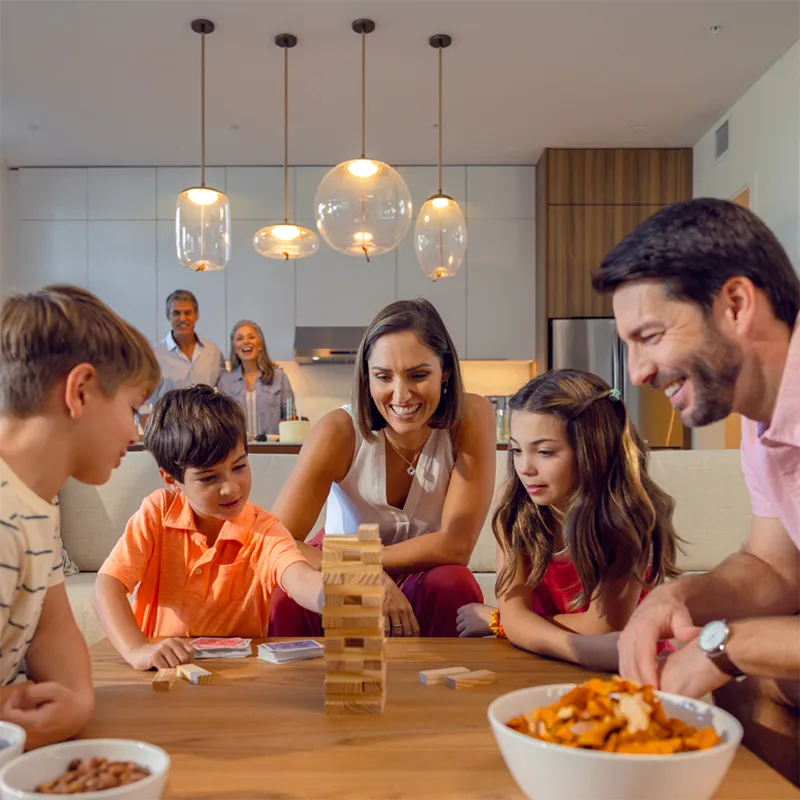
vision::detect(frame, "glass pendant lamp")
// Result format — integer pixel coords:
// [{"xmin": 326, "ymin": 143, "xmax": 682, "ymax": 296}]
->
[
  {"xmin": 176, "ymin": 19, "xmax": 231, "ymax": 272},
  {"xmin": 314, "ymin": 19, "xmax": 412, "ymax": 261},
  {"xmin": 414, "ymin": 34, "xmax": 467, "ymax": 281},
  {"xmin": 253, "ymin": 34, "xmax": 319, "ymax": 260}
]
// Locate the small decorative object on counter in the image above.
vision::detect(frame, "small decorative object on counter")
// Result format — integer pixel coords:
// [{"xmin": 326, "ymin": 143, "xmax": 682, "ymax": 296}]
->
[{"xmin": 279, "ymin": 396, "xmax": 312, "ymax": 442}]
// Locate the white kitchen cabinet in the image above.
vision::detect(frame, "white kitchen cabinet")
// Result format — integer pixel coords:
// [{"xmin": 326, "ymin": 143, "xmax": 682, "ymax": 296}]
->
[
  {"xmin": 155, "ymin": 221, "xmax": 228, "ymax": 352},
  {"xmin": 395, "ymin": 234, "xmax": 467, "ymax": 359},
  {"xmin": 293, "ymin": 166, "xmax": 328, "ymax": 222},
  {"xmin": 225, "ymin": 167, "xmax": 291, "ymax": 222},
  {"xmin": 18, "ymin": 168, "xmax": 87, "ymax": 221},
  {"xmin": 466, "ymin": 218, "xmax": 535, "ymax": 360},
  {"xmin": 15, "ymin": 221, "xmax": 88, "ymax": 294},
  {"xmin": 225, "ymin": 220, "xmax": 296, "ymax": 361},
  {"xmin": 155, "ymin": 167, "xmax": 227, "ymax": 220},
  {"xmin": 466, "ymin": 166, "xmax": 535, "ymax": 220},
  {"xmin": 88, "ymin": 221, "xmax": 158, "ymax": 342},
  {"xmin": 396, "ymin": 165, "xmax": 466, "ymax": 213},
  {"xmin": 88, "ymin": 168, "xmax": 156, "ymax": 220},
  {"xmin": 295, "ymin": 219, "xmax": 397, "ymax": 327}
]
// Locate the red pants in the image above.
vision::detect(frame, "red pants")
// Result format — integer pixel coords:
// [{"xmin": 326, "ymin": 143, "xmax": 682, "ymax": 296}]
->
[{"xmin": 268, "ymin": 533, "xmax": 483, "ymax": 638}]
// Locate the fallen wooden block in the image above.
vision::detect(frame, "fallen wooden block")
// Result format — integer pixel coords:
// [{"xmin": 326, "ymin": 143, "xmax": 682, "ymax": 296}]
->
[
  {"xmin": 445, "ymin": 669, "xmax": 496, "ymax": 689},
  {"xmin": 177, "ymin": 663, "xmax": 213, "ymax": 685},
  {"xmin": 418, "ymin": 666, "xmax": 471, "ymax": 686},
  {"xmin": 357, "ymin": 523, "xmax": 381, "ymax": 542},
  {"xmin": 152, "ymin": 668, "xmax": 177, "ymax": 691}
]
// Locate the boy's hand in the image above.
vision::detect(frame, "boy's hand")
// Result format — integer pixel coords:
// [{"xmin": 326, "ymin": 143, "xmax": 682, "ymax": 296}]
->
[
  {"xmin": 2, "ymin": 682, "xmax": 94, "ymax": 750},
  {"xmin": 126, "ymin": 638, "xmax": 195, "ymax": 671}
]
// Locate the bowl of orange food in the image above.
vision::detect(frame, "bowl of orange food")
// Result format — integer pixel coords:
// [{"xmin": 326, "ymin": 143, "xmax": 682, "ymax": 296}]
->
[{"xmin": 487, "ymin": 678, "xmax": 742, "ymax": 800}]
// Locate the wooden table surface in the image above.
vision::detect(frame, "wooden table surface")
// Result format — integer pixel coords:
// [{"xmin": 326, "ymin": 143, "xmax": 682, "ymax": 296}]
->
[{"xmin": 86, "ymin": 638, "xmax": 799, "ymax": 800}]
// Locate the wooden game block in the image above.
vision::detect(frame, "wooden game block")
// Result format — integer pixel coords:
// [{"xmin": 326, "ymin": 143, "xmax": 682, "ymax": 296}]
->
[
  {"xmin": 357, "ymin": 523, "xmax": 380, "ymax": 542},
  {"xmin": 324, "ymin": 673, "xmax": 385, "ymax": 696},
  {"xmin": 325, "ymin": 657, "xmax": 384, "ymax": 673},
  {"xmin": 324, "ymin": 585, "xmax": 384, "ymax": 608},
  {"xmin": 322, "ymin": 616, "xmax": 385, "ymax": 633},
  {"xmin": 323, "ymin": 604, "xmax": 383, "ymax": 624},
  {"xmin": 177, "ymin": 663, "xmax": 213, "ymax": 686},
  {"xmin": 418, "ymin": 666, "xmax": 471, "ymax": 686},
  {"xmin": 445, "ymin": 669, "xmax": 496, "ymax": 689},
  {"xmin": 152, "ymin": 668, "xmax": 177, "ymax": 691},
  {"xmin": 324, "ymin": 635, "xmax": 384, "ymax": 656},
  {"xmin": 322, "ymin": 564, "xmax": 383, "ymax": 586},
  {"xmin": 325, "ymin": 695, "xmax": 385, "ymax": 715}
]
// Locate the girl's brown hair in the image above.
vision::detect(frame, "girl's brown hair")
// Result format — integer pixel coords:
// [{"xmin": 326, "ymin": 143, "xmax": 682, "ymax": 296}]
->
[
  {"xmin": 352, "ymin": 299, "xmax": 464, "ymax": 443},
  {"xmin": 494, "ymin": 369, "xmax": 680, "ymax": 609},
  {"xmin": 228, "ymin": 319, "xmax": 276, "ymax": 385}
]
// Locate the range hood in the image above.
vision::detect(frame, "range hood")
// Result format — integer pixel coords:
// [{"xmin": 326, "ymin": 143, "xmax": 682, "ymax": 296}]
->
[{"xmin": 294, "ymin": 326, "xmax": 366, "ymax": 364}]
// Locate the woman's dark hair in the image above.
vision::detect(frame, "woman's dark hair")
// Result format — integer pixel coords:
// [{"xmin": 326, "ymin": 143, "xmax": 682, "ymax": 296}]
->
[
  {"xmin": 593, "ymin": 198, "xmax": 800, "ymax": 327},
  {"xmin": 494, "ymin": 369, "xmax": 681, "ymax": 610},
  {"xmin": 144, "ymin": 386, "xmax": 247, "ymax": 481},
  {"xmin": 352, "ymin": 299, "xmax": 464, "ymax": 442}
]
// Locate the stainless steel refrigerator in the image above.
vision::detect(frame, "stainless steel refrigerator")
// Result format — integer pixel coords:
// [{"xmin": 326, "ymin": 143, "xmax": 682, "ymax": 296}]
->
[{"xmin": 548, "ymin": 318, "xmax": 684, "ymax": 449}]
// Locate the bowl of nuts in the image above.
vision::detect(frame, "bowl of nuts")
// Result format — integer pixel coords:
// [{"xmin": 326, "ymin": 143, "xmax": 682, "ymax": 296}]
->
[{"xmin": 0, "ymin": 739, "xmax": 169, "ymax": 799}]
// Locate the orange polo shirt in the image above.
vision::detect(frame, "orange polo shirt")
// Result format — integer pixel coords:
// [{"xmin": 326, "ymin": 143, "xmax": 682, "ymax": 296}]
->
[{"xmin": 99, "ymin": 488, "xmax": 306, "ymax": 638}]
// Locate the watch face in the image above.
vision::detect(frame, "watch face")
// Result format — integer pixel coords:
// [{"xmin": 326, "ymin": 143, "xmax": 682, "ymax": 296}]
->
[{"xmin": 699, "ymin": 620, "xmax": 728, "ymax": 653}]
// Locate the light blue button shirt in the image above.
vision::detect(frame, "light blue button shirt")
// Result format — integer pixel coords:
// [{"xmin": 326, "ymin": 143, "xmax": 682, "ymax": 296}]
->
[
  {"xmin": 148, "ymin": 332, "xmax": 224, "ymax": 403},
  {"xmin": 217, "ymin": 365, "xmax": 294, "ymax": 436}
]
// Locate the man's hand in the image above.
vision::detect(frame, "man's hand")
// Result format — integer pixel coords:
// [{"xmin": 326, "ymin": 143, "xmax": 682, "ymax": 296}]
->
[
  {"xmin": 125, "ymin": 638, "xmax": 195, "ymax": 671},
  {"xmin": 657, "ymin": 637, "xmax": 731, "ymax": 699},
  {"xmin": 618, "ymin": 585, "xmax": 698, "ymax": 686},
  {"xmin": 382, "ymin": 574, "xmax": 420, "ymax": 637},
  {"xmin": 2, "ymin": 682, "xmax": 94, "ymax": 750}
]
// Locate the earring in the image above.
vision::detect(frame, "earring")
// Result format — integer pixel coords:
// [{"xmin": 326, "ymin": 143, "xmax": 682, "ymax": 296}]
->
[{"xmin": 443, "ymin": 383, "xmax": 448, "ymax": 395}]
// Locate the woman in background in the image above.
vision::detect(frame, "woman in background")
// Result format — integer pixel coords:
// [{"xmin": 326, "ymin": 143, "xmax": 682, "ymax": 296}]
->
[{"xmin": 218, "ymin": 320, "xmax": 294, "ymax": 438}]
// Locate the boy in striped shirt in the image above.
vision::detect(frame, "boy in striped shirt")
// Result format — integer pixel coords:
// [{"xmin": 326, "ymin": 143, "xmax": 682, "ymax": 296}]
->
[{"xmin": 0, "ymin": 286, "xmax": 160, "ymax": 748}]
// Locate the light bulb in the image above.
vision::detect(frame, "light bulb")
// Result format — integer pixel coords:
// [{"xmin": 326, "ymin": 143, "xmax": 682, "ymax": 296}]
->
[
  {"xmin": 253, "ymin": 223, "xmax": 319, "ymax": 260},
  {"xmin": 353, "ymin": 231, "xmax": 374, "ymax": 243},
  {"xmin": 347, "ymin": 159, "xmax": 380, "ymax": 178},
  {"xmin": 186, "ymin": 187, "xmax": 221, "ymax": 206},
  {"xmin": 414, "ymin": 194, "xmax": 467, "ymax": 281},
  {"xmin": 431, "ymin": 196, "xmax": 451, "ymax": 209},
  {"xmin": 272, "ymin": 225, "xmax": 302, "ymax": 241}
]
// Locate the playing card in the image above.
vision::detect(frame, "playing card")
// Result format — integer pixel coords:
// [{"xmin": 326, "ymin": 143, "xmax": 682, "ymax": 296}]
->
[
  {"xmin": 190, "ymin": 637, "xmax": 250, "ymax": 650},
  {"xmin": 257, "ymin": 640, "xmax": 323, "ymax": 664},
  {"xmin": 261, "ymin": 640, "xmax": 322, "ymax": 653}
]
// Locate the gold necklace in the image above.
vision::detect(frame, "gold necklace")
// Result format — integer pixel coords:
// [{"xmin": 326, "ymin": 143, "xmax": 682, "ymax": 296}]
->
[{"xmin": 385, "ymin": 434, "xmax": 428, "ymax": 476}]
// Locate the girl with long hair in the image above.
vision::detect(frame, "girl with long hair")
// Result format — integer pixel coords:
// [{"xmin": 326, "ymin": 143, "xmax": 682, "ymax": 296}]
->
[{"xmin": 456, "ymin": 369, "xmax": 680, "ymax": 669}]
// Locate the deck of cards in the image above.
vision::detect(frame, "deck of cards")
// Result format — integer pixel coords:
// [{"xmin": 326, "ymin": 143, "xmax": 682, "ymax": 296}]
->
[
  {"xmin": 191, "ymin": 637, "xmax": 252, "ymax": 659},
  {"xmin": 258, "ymin": 640, "xmax": 324, "ymax": 664}
]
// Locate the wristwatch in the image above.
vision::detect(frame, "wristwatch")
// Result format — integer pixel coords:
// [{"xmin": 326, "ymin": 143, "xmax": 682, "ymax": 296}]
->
[{"xmin": 697, "ymin": 620, "xmax": 745, "ymax": 678}]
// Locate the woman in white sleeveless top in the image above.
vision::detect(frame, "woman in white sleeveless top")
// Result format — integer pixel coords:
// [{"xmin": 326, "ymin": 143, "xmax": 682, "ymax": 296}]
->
[{"xmin": 269, "ymin": 299, "xmax": 497, "ymax": 637}]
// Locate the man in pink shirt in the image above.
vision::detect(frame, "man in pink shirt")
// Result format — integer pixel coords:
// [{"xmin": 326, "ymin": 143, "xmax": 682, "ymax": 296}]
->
[{"xmin": 593, "ymin": 198, "xmax": 799, "ymax": 785}]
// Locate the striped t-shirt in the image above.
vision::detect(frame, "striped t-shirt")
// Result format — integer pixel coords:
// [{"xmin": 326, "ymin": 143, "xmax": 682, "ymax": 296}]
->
[{"xmin": 0, "ymin": 456, "xmax": 63, "ymax": 685}]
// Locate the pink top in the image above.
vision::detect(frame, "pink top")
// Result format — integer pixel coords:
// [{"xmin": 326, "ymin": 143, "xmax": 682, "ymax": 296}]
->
[{"xmin": 740, "ymin": 315, "xmax": 800, "ymax": 551}]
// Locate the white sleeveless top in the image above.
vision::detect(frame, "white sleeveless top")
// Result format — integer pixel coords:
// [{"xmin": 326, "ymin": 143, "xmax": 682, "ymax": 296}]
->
[{"xmin": 324, "ymin": 417, "xmax": 455, "ymax": 545}]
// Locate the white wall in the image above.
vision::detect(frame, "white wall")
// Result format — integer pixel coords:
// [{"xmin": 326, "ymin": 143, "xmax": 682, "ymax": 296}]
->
[
  {"xmin": 693, "ymin": 41, "xmax": 800, "ymax": 269},
  {"xmin": 6, "ymin": 164, "xmax": 536, "ymax": 422}
]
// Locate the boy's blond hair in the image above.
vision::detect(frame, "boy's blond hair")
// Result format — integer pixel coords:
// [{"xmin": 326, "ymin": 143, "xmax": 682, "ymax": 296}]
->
[{"xmin": 0, "ymin": 285, "xmax": 161, "ymax": 417}]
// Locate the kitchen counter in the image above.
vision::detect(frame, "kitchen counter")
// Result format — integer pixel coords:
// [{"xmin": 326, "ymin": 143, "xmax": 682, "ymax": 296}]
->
[{"xmin": 128, "ymin": 442, "xmax": 512, "ymax": 455}]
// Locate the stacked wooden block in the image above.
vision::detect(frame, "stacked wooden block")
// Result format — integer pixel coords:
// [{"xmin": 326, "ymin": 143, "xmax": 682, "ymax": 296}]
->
[{"xmin": 322, "ymin": 524, "xmax": 386, "ymax": 714}]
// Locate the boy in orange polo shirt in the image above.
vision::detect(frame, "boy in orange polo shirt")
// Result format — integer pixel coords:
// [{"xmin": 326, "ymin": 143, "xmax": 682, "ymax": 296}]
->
[{"xmin": 93, "ymin": 386, "xmax": 324, "ymax": 671}]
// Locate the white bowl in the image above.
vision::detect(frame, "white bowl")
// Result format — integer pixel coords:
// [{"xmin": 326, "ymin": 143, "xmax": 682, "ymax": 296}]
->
[
  {"xmin": 488, "ymin": 683, "xmax": 743, "ymax": 800},
  {"xmin": 0, "ymin": 725, "xmax": 25, "ymax": 770},
  {"xmin": 0, "ymin": 739, "xmax": 169, "ymax": 800}
]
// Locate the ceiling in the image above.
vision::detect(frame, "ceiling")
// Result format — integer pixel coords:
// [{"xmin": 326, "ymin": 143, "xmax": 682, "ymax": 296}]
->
[{"xmin": 2, "ymin": 0, "xmax": 798, "ymax": 167}]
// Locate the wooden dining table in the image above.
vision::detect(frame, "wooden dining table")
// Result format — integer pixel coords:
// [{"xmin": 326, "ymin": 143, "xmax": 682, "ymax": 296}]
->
[{"xmin": 85, "ymin": 637, "xmax": 800, "ymax": 799}]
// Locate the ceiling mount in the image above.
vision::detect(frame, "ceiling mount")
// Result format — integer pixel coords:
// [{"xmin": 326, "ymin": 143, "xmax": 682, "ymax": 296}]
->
[
  {"xmin": 190, "ymin": 19, "xmax": 214, "ymax": 35},
  {"xmin": 429, "ymin": 34, "xmax": 452, "ymax": 49},
  {"xmin": 352, "ymin": 19, "xmax": 376, "ymax": 35},
  {"xmin": 275, "ymin": 33, "xmax": 297, "ymax": 49}
]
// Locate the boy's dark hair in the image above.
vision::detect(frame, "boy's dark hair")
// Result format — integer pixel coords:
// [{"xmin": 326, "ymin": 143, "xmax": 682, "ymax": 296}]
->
[
  {"xmin": 592, "ymin": 198, "xmax": 800, "ymax": 327},
  {"xmin": 144, "ymin": 386, "xmax": 247, "ymax": 481}
]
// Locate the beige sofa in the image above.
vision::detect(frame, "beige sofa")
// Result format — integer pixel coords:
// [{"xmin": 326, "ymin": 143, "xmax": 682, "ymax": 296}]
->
[{"xmin": 59, "ymin": 449, "xmax": 752, "ymax": 645}]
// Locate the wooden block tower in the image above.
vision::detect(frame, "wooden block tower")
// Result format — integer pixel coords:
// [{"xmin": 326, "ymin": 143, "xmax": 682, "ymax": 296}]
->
[{"xmin": 322, "ymin": 524, "xmax": 386, "ymax": 714}]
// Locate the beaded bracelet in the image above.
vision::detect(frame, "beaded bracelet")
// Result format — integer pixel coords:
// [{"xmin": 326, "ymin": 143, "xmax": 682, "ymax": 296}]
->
[{"xmin": 489, "ymin": 608, "xmax": 507, "ymax": 639}]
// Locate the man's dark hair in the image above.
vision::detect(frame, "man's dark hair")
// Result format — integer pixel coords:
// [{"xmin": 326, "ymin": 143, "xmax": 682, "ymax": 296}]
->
[
  {"xmin": 165, "ymin": 289, "xmax": 199, "ymax": 316},
  {"xmin": 143, "ymin": 386, "xmax": 246, "ymax": 481},
  {"xmin": 592, "ymin": 198, "xmax": 800, "ymax": 327}
]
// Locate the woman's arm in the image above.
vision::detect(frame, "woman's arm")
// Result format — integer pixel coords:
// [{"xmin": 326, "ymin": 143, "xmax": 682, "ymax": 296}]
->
[
  {"xmin": 271, "ymin": 409, "xmax": 355, "ymax": 568},
  {"xmin": 497, "ymin": 546, "xmax": 636, "ymax": 671},
  {"xmin": 381, "ymin": 393, "xmax": 497, "ymax": 572}
]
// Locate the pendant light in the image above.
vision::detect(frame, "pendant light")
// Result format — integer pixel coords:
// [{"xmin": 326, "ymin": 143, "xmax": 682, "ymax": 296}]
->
[
  {"xmin": 175, "ymin": 19, "xmax": 231, "ymax": 272},
  {"xmin": 314, "ymin": 19, "xmax": 412, "ymax": 261},
  {"xmin": 415, "ymin": 34, "xmax": 467, "ymax": 281},
  {"xmin": 254, "ymin": 34, "xmax": 319, "ymax": 260}
]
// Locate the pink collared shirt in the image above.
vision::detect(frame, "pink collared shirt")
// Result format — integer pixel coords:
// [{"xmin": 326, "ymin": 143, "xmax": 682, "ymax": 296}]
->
[{"xmin": 740, "ymin": 317, "xmax": 800, "ymax": 550}]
